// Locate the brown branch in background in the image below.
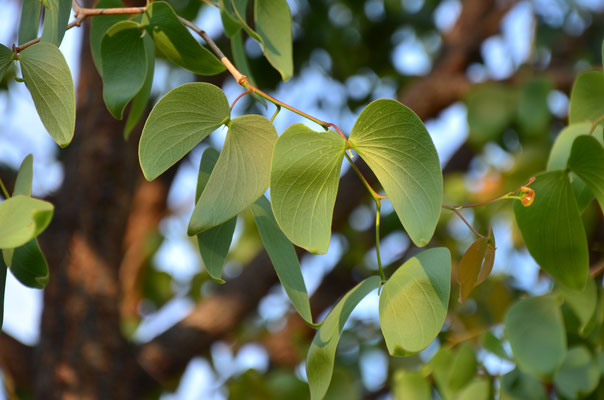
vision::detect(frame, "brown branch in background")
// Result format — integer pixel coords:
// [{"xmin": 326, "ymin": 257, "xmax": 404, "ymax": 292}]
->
[{"xmin": 0, "ymin": 332, "xmax": 34, "ymax": 389}]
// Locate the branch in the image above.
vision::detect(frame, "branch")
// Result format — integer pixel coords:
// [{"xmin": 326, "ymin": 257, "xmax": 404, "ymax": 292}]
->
[{"xmin": 0, "ymin": 332, "xmax": 34, "ymax": 389}]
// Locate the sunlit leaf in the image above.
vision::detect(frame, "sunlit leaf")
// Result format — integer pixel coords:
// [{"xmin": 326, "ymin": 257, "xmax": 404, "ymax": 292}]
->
[
  {"xmin": 306, "ymin": 276, "xmax": 380, "ymax": 400},
  {"xmin": 379, "ymin": 247, "xmax": 451, "ymax": 356},
  {"xmin": 569, "ymin": 71, "xmax": 604, "ymax": 125},
  {"xmin": 13, "ymin": 154, "xmax": 33, "ymax": 197},
  {"xmin": 20, "ymin": 42, "xmax": 75, "ymax": 147},
  {"xmin": 124, "ymin": 34, "xmax": 155, "ymax": 139},
  {"xmin": 349, "ymin": 99, "xmax": 442, "ymax": 247},
  {"xmin": 19, "ymin": 0, "xmax": 42, "ymax": 44},
  {"xmin": 0, "ymin": 45, "xmax": 13, "ymax": 82},
  {"xmin": 568, "ymin": 135, "xmax": 604, "ymax": 214},
  {"xmin": 142, "ymin": 1, "xmax": 225, "ymax": 75},
  {"xmin": 456, "ymin": 378, "xmax": 490, "ymax": 400},
  {"xmin": 270, "ymin": 125, "xmax": 346, "ymax": 254},
  {"xmin": 40, "ymin": 0, "xmax": 71, "ymax": 46},
  {"xmin": 139, "ymin": 82, "xmax": 230, "ymax": 180},
  {"xmin": 89, "ymin": 0, "xmax": 127, "ymax": 76},
  {"xmin": 194, "ymin": 148, "xmax": 236, "ymax": 283},
  {"xmin": 500, "ymin": 369, "xmax": 547, "ymax": 400},
  {"xmin": 554, "ymin": 346, "xmax": 600, "ymax": 399},
  {"xmin": 189, "ymin": 115, "xmax": 277, "ymax": 234},
  {"xmin": 392, "ymin": 370, "xmax": 431, "ymax": 400},
  {"xmin": 514, "ymin": 171, "xmax": 588, "ymax": 289},
  {"xmin": 504, "ymin": 295, "xmax": 566, "ymax": 378},
  {"xmin": 101, "ymin": 21, "xmax": 148, "ymax": 119},
  {"xmin": 251, "ymin": 195, "xmax": 313, "ymax": 325},
  {"xmin": 0, "ymin": 195, "xmax": 53, "ymax": 249},
  {"xmin": 255, "ymin": 0, "xmax": 293, "ymax": 81}
]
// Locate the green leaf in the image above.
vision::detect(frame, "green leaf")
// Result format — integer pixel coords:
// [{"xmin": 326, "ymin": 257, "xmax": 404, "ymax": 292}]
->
[
  {"xmin": 558, "ymin": 276, "xmax": 597, "ymax": 334},
  {"xmin": 481, "ymin": 331, "xmax": 510, "ymax": 360},
  {"xmin": 189, "ymin": 115, "xmax": 277, "ymax": 234},
  {"xmin": 504, "ymin": 295, "xmax": 566, "ymax": 378},
  {"xmin": 0, "ymin": 195, "xmax": 53, "ymax": 249},
  {"xmin": 306, "ymin": 276, "xmax": 380, "ymax": 400},
  {"xmin": 476, "ymin": 226, "xmax": 495, "ymax": 285},
  {"xmin": 89, "ymin": 0, "xmax": 128, "ymax": 76},
  {"xmin": 429, "ymin": 347, "xmax": 453, "ymax": 399},
  {"xmin": 20, "ymin": 42, "xmax": 75, "ymax": 147},
  {"xmin": 251, "ymin": 195, "xmax": 313, "ymax": 325},
  {"xmin": 231, "ymin": 0, "xmax": 262, "ymax": 43},
  {"xmin": 40, "ymin": 0, "xmax": 71, "ymax": 46},
  {"xmin": 0, "ymin": 45, "xmax": 14, "ymax": 85},
  {"xmin": 456, "ymin": 378, "xmax": 490, "ymax": 400},
  {"xmin": 349, "ymin": 99, "xmax": 443, "ymax": 247},
  {"xmin": 270, "ymin": 125, "xmax": 346, "ymax": 254},
  {"xmin": 19, "ymin": 0, "xmax": 42, "ymax": 45},
  {"xmin": 547, "ymin": 123, "xmax": 604, "ymax": 171},
  {"xmin": 514, "ymin": 171, "xmax": 588, "ymax": 289},
  {"xmin": 568, "ymin": 135, "xmax": 604, "ymax": 214},
  {"xmin": 379, "ymin": 247, "xmax": 451, "ymax": 356},
  {"xmin": 0, "ymin": 256, "xmax": 5, "ymax": 329},
  {"xmin": 254, "ymin": 0, "xmax": 293, "ymax": 81},
  {"xmin": 139, "ymin": 82, "xmax": 230, "ymax": 180},
  {"xmin": 392, "ymin": 370, "xmax": 431, "ymax": 400},
  {"xmin": 457, "ymin": 237, "xmax": 488, "ymax": 303},
  {"xmin": 569, "ymin": 71, "xmax": 604, "ymax": 125},
  {"xmin": 219, "ymin": 0, "xmax": 243, "ymax": 37},
  {"xmin": 554, "ymin": 346, "xmax": 600, "ymax": 399},
  {"xmin": 100, "ymin": 21, "xmax": 148, "ymax": 119},
  {"xmin": 13, "ymin": 154, "xmax": 34, "ymax": 197},
  {"xmin": 500, "ymin": 369, "xmax": 547, "ymax": 400},
  {"xmin": 194, "ymin": 148, "xmax": 236, "ymax": 283},
  {"xmin": 142, "ymin": 1, "xmax": 225, "ymax": 75},
  {"xmin": 447, "ymin": 343, "xmax": 477, "ymax": 393},
  {"xmin": 3, "ymin": 239, "xmax": 49, "ymax": 289},
  {"xmin": 124, "ymin": 34, "xmax": 155, "ymax": 139}
]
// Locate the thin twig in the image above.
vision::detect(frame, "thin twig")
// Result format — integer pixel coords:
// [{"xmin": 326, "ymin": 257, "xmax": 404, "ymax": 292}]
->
[
  {"xmin": 230, "ymin": 89, "xmax": 252, "ymax": 111},
  {"xmin": 0, "ymin": 177, "xmax": 10, "ymax": 199},
  {"xmin": 442, "ymin": 205, "xmax": 485, "ymax": 238}
]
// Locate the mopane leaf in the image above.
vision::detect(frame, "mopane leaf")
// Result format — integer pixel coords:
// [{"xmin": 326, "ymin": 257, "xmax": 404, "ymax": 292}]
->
[
  {"xmin": 553, "ymin": 346, "xmax": 600, "ymax": 399},
  {"xmin": 306, "ymin": 276, "xmax": 380, "ymax": 400},
  {"xmin": 194, "ymin": 148, "xmax": 236, "ymax": 283},
  {"xmin": 0, "ymin": 196, "xmax": 53, "ymax": 249},
  {"xmin": 231, "ymin": 0, "xmax": 262, "ymax": 43},
  {"xmin": 476, "ymin": 227, "xmax": 495, "ymax": 285},
  {"xmin": 447, "ymin": 343, "xmax": 477, "ymax": 393},
  {"xmin": 89, "ymin": 0, "xmax": 128, "ymax": 76},
  {"xmin": 569, "ymin": 71, "xmax": 604, "ymax": 125},
  {"xmin": 4, "ymin": 239, "xmax": 49, "ymax": 289},
  {"xmin": 139, "ymin": 82, "xmax": 230, "ymax": 180},
  {"xmin": 430, "ymin": 347, "xmax": 454, "ymax": 399},
  {"xmin": 379, "ymin": 247, "xmax": 451, "ymax": 356},
  {"xmin": 504, "ymin": 295, "xmax": 566, "ymax": 378},
  {"xmin": 270, "ymin": 125, "xmax": 346, "ymax": 254},
  {"xmin": 20, "ymin": 42, "xmax": 75, "ymax": 147},
  {"xmin": 514, "ymin": 171, "xmax": 588, "ymax": 289},
  {"xmin": 456, "ymin": 379, "xmax": 490, "ymax": 400},
  {"xmin": 124, "ymin": 34, "xmax": 155, "ymax": 139},
  {"xmin": 189, "ymin": 115, "xmax": 277, "ymax": 234},
  {"xmin": 392, "ymin": 370, "xmax": 431, "ymax": 400},
  {"xmin": 101, "ymin": 21, "xmax": 148, "ymax": 119},
  {"xmin": 251, "ymin": 196, "xmax": 313, "ymax": 325},
  {"xmin": 500, "ymin": 369, "xmax": 547, "ymax": 400},
  {"xmin": 457, "ymin": 237, "xmax": 488, "ymax": 303},
  {"xmin": 255, "ymin": 0, "xmax": 293, "ymax": 81},
  {"xmin": 568, "ymin": 135, "xmax": 604, "ymax": 213},
  {"xmin": 219, "ymin": 0, "xmax": 243, "ymax": 37},
  {"xmin": 142, "ymin": 2, "xmax": 225, "ymax": 75},
  {"xmin": 349, "ymin": 99, "xmax": 442, "ymax": 247},
  {"xmin": 546, "ymin": 123, "xmax": 603, "ymax": 210},
  {"xmin": 13, "ymin": 154, "xmax": 33, "ymax": 197},
  {"xmin": 0, "ymin": 256, "xmax": 6, "ymax": 329},
  {"xmin": 40, "ymin": 0, "xmax": 71, "ymax": 46},
  {"xmin": 0, "ymin": 44, "xmax": 13, "ymax": 82},
  {"xmin": 558, "ymin": 276, "xmax": 597, "ymax": 334},
  {"xmin": 19, "ymin": 0, "xmax": 42, "ymax": 44}
]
